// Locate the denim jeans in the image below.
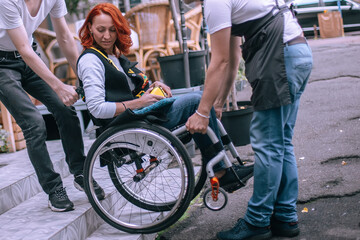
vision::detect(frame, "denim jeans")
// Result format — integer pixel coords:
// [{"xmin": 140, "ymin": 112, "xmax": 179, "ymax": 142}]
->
[
  {"xmin": 0, "ymin": 56, "xmax": 85, "ymax": 195},
  {"xmin": 159, "ymin": 91, "xmax": 225, "ymax": 171},
  {"xmin": 244, "ymin": 43, "xmax": 313, "ymax": 227}
]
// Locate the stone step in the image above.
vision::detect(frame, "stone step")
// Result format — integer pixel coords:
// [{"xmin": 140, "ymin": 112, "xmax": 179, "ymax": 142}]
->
[
  {"xmin": 0, "ymin": 138, "xmax": 156, "ymax": 240},
  {"xmin": 0, "ymin": 140, "xmax": 71, "ymax": 215},
  {"xmin": 86, "ymin": 222, "xmax": 157, "ymax": 240},
  {"xmin": 0, "ymin": 174, "xmax": 101, "ymax": 240}
]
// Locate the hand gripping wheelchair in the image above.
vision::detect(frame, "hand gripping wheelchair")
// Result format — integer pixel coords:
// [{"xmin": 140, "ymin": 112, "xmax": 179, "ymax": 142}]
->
[{"xmin": 81, "ymin": 108, "xmax": 253, "ymax": 234}]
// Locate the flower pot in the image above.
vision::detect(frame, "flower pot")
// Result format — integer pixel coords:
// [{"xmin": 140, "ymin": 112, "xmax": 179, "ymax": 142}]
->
[
  {"xmin": 221, "ymin": 101, "xmax": 253, "ymax": 146},
  {"xmin": 157, "ymin": 50, "xmax": 206, "ymax": 89}
]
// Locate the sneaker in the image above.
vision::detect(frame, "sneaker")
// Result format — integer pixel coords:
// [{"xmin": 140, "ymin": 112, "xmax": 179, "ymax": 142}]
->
[
  {"xmin": 271, "ymin": 216, "xmax": 300, "ymax": 237},
  {"xmin": 219, "ymin": 164, "xmax": 254, "ymax": 193},
  {"xmin": 48, "ymin": 187, "xmax": 74, "ymax": 212},
  {"xmin": 74, "ymin": 174, "xmax": 105, "ymax": 200},
  {"xmin": 217, "ymin": 218, "xmax": 272, "ymax": 240}
]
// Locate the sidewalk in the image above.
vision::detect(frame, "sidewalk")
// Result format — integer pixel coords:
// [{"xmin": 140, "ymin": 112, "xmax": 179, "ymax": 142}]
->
[{"xmin": 157, "ymin": 35, "xmax": 360, "ymax": 240}]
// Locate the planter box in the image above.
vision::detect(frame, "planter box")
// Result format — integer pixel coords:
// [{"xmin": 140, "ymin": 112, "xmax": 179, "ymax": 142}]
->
[
  {"xmin": 221, "ymin": 101, "xmax": 253, "ymax": 146},
  {"xmin": 157, "ymin": 51, "xmax": 206, "ymax": 89}
]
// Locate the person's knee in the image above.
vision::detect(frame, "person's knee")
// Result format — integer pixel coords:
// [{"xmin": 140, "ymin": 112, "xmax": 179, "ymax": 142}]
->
[
  {"xmin": 22, "ymin": 115, "xmax": 47, "ymax": 141},
  {"xmin": 189, "ymin": 92, "xmax": 201, "ymax": 106},
  {"xmin": 52, "ymin": 105, "xmax": 78, "ymax": 123}
]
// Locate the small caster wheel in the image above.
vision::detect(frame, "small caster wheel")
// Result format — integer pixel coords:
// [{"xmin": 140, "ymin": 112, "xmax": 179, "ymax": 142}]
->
[{"xmin": 203, "ymin": 187, "xmax": 228, "ymax": 211}]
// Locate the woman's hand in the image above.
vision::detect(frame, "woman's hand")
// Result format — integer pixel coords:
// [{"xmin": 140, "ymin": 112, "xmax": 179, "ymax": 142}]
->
[
  {"xmin": 140, "ymin": 89, "xmax": 165, "ymax": 107},
  {"xmin": 150, "ymin": 82, "xmax": 172, "ymax": 97}
]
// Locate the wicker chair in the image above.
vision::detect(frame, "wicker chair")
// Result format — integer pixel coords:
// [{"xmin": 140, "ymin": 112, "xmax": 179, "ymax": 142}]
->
[
  {"xmin": 125, "ymin": 0, "xmax": 178, "ymax": 80},
  {"xmin": 169, "ymin": 4, "xmax": 203, "ymax": 53},
  {"xmin": 33, "ymin": 27, "xmax": 80, "ymax": 86}
]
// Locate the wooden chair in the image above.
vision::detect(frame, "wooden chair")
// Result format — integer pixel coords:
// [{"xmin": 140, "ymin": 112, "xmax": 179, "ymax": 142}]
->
[
  {"xmin": 125, "ymin": 0, "xmax": 178, "ymax": 80},
  {"xmin": 33, "ymin": 27, "xmax": 80, "ymax": 86},
  {"xmin": 169, "ymin": 4, "xmax": 203, "ymax": 53}
]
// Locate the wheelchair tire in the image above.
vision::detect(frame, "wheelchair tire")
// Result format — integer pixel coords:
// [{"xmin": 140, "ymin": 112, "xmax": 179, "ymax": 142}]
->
[{"xmin": 83, "ymin": 121, "xmax": 195, "ymax": 234}]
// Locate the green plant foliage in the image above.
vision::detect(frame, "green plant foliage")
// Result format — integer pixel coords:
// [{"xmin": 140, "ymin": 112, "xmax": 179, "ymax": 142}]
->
[
  {"xmin": 0, "ymin": 125, "xmax": 9, "ymax": 153},
  {"xmin": 65, "ymin": 0, "xmax": 89, "ymax": 15}
]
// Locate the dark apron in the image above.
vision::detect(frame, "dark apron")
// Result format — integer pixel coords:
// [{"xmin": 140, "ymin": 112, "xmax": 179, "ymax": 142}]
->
[{"xmin": 231, "ymin": 5, "xmax": 292, "ymax": 111}]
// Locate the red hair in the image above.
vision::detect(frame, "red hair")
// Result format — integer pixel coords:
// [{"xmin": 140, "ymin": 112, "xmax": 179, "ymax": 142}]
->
[{"xmin": 79, "ymin": 3, "xmax": 132, "ymax": 55}]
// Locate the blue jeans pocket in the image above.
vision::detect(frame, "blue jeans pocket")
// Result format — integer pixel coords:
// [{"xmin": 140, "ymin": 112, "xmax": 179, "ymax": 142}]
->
[{"xmin": 284, "ymin": 44, "xmax": 313, "ymax": 101}]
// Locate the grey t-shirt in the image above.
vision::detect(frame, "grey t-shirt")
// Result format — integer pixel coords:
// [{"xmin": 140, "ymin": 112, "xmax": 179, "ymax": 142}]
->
[{"xmin": 0, "ymin": 0, "xmax": 67, "ymax": 51}]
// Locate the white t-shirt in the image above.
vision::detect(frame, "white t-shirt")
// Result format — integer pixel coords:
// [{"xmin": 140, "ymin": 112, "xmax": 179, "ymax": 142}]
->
[
  {"xmin": 0, "ymin": 0, "xmax": 67, "ymax": 51},
  {"xmin": 204, "ymin": 0, "xmax": 302, "ymax": 43}
]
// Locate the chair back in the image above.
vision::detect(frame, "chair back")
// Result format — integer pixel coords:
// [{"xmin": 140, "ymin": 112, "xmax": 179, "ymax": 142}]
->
[
  {"xmin": 125, "ymin": 0, "xmax": 172, "ymax": 50},
  {"xmin": 169, "ymin": 4, "xmax": 203, "ymax": 51},
  {"xmin": 33, "ymin": 28, "xmax": 80, "ymax": 86}
]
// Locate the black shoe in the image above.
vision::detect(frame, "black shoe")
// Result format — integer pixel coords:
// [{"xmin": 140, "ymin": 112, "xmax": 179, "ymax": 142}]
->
[
  {"xmin": 74, "ymin": 174, "xmax": 105, "ymax": 200},
  {"xmin": 217, "ymin": 218, "xmax": 272, "ymax": 240},
  {"xmin": 271, "ymin": 216, "xmax": 300, "ymax": 237},
  {"xmin": 219, "ymin": 164, "xmax": 254, "ymax": 193},
  {"xmin": 48, "ymin": 187, "xmax": 74, "ymax": 212}
]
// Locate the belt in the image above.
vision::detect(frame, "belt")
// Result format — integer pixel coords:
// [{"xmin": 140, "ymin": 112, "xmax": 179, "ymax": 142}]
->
[
  {"xmin": 0, "ymin": 43, "xmax": 38, "ymax": 60},
  {"xmin": 286, "ymin": 36, "xmax": 307, "ymax": 46}
]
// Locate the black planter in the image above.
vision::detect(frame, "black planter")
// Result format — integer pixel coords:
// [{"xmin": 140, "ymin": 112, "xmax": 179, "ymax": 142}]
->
[
  {"xmin": 221, "ymin": 101, "xmax": 253, "ymax": 146},
  {"xmin": 157, "ymin": 50, "xmax": 206, "ymax": 89}
]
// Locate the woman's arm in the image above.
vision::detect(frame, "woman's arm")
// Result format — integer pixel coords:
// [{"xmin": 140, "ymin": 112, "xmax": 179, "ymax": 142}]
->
[{"xmin": 78, "ymin": 54, "xmax": 163, "ymax": 119}]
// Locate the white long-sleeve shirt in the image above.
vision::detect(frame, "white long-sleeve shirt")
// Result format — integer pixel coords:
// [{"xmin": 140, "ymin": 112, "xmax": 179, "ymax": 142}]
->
[{"xmin": 77, "ymin": 53, "xmax": 134, "ymax": 119}]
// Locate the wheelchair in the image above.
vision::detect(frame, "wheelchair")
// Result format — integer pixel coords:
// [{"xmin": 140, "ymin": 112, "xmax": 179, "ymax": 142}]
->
[{"xmin": 82, "ymin": 110, "xmax": 253, "ymax": 234}]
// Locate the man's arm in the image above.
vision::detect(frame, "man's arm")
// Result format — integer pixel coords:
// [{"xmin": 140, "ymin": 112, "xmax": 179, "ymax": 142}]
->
[
  {"xmin": 186, "ymin": 27, "xmax": 237, "ymax": 134},
  {"xmin": 51, "ymin": 16, "xmax": 79, "ymax": 73},
  {"xmin": 7, "ymin": 25, "xmax": 78, "ymax": 106},
  {"xmin": 213, "ymin": 35, "xmax": 242, "ymax": 118}
]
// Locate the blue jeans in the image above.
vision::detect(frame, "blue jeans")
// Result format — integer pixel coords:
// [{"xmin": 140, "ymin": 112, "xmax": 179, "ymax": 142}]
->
[
  {"xmin": 0, "ymin": 56, "xmax": 85, "ymax": 195},
  {"xmin": 244, "ymin": 43, "xmax": 313, "ymax": 227},
  {"xmin": 159, "ymin": 91, "xmax": 224, "ymax": 171}
]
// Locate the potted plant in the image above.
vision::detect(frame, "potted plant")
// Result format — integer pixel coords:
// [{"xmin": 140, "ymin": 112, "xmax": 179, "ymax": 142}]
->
[
  {"xmin": 220, "ymin": 59, "xmax": 253, "ymax": 146},
  {"xmin": 0, "ymin": 125, "xmax": 9, "ymax": 153},
  {"xmin": 64, "ymin": 0, "xmax": 92, "ymax": 23}
]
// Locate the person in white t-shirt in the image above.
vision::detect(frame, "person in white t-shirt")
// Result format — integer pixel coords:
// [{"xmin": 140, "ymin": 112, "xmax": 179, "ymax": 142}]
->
[
  {"xmin": 0, "ymin": 0, "xmax": 104, "ymax": 212},
  {"xmin": 184, "ymin": 0, "xmax": 313, "ymax": 239}
]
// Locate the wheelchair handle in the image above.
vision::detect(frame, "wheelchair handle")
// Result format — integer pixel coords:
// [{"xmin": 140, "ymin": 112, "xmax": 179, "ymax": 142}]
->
[
  {"xmin": 172, "ymin": 125, "xmax": 219, "ymax": 145},
  {"xmin": 75, "ymin": 87, "xmax": 85, "ymax": 101}
]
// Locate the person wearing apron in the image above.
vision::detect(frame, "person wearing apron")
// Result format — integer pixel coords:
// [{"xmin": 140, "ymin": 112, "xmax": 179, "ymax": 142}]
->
[{"xmin": 184, "ymin": 0, "xmax": 313, "ymax": 239}]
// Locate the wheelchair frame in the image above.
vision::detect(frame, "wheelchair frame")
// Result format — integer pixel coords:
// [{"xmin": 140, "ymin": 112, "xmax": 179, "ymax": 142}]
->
[{"xmin": 83, "ymin": 118, "xmax": 250, "ymax": 234}]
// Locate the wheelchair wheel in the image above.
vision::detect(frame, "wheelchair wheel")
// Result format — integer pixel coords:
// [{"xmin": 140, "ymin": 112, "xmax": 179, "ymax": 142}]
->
[{"xmin": 83, "ymin": 121, "xmax": 195, "ymax": 234}]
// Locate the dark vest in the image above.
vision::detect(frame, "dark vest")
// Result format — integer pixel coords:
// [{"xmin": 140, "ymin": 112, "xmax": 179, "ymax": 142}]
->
[
  {"xmin": 77, "ymin": 48, "xmax": 149, "ymax": 126},
  {"xmin": 231, "ymin": 6, "xmax": 292, "ymax": 111}
]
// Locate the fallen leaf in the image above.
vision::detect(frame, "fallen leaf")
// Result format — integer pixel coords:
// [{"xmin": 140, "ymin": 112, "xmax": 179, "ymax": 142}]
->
[{"xmin": 301, "ymin": 207, "xmax": 308, "ymax": 213}]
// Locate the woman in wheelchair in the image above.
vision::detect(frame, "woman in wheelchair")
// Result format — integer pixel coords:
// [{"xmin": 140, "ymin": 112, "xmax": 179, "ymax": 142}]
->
[{"xmin": 76, "ymin": 3, "xmax": 253, "ymax": 193}]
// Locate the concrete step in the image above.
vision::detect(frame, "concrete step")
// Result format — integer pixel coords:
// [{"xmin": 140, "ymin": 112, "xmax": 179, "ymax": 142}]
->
[
  {"xmin": 0, "ymin": 140, "xmax": 71, "ymax": 215},
  {"xmin": 86, "ymin": 222, "xmax": 157, "ymax": 240},
  {"xmin": 0, "ymin": 138, "xmax": 156, "ymax": 240}
]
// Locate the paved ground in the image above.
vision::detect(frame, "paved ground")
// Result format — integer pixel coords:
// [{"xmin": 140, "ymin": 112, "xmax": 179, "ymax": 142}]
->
[{"xmin": 157, "ymin": 35, "xmax": 360, "ymax": 240}]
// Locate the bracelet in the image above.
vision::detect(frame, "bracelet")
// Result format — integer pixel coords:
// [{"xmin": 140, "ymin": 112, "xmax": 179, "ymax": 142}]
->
[
  {"xmin": 195, "ymin": 110, "xmax": 210, "ymax": 119},
  {"xmin": 121, "ymin": 102, "xmax": 127, "ymax": 110}
]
